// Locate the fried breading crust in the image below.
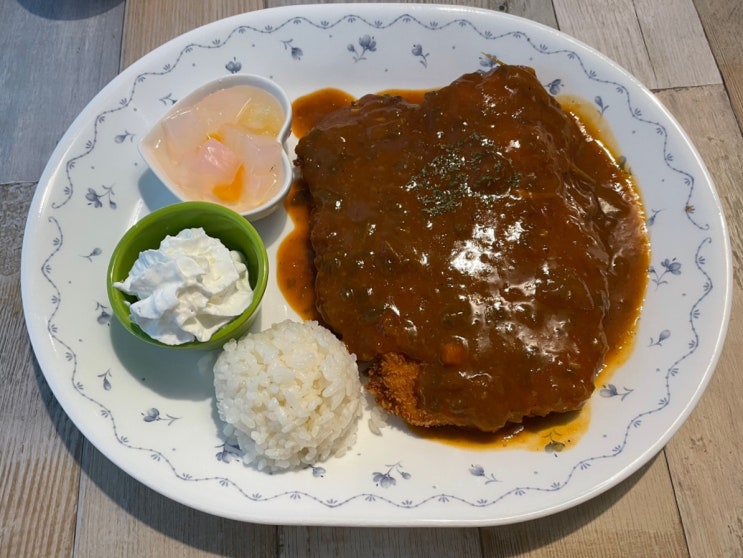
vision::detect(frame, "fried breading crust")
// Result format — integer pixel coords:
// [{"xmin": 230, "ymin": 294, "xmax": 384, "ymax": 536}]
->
[{"xmin": 365, "ymin": 353, "xmax": 440, "ymax": 428}]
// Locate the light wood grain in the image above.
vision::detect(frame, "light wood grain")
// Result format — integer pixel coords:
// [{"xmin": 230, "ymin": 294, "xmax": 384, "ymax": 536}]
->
[
  {"xmin": 4, "ymin": 0, "xmax": 743, "ymax": 556},
  {"xmin": 74, "ymin": 445, "xmax": 278, "ymax": 556},
  {"xmin": 280, "ymin": 525, "xmax": 482, "ymax": 557},
  {"xmin": 0, "ymin": 1, "xmax": 125, "ymax": 183},
  {"xmin": 632, "ymin": 0, "xmax": 721, "ymax": 89},
  {"xmin": 554, "ymin": 0, "xmax": 720, "ymax": 91},
  {"xmin": 553, "ymin": 0, "xmax": 656, "ymax": 88},
  {"xmin": 0, "ymin": 182, "xmax": 84, "ymax": 558},
  {"xmin": 121, "ymin": 0, "xmax": 264, "ymax": 68},
  {"xmin": 480, "ymin": 455, "xmax": 687, "ymax": 557},
  {"xmin": 693, "ymin": 0, "xmax": 743, "ymax": 129}
]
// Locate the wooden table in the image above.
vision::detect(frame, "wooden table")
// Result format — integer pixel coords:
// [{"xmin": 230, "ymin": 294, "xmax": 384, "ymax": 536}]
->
[{"xmin": 2, "ymin": 1, "xmax": 741, "ymax": 556}]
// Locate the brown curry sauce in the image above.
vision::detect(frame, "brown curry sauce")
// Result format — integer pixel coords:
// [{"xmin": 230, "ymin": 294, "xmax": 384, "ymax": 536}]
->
[{"xmin": 280, "ymin": 67, "xmax": 649, "ymax": 446}]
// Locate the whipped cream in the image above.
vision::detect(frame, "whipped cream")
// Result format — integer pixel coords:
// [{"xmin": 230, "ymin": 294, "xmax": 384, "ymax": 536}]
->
[{"xmin": 114, "ymin": 227, "xmax": 253, "ymax": 345}]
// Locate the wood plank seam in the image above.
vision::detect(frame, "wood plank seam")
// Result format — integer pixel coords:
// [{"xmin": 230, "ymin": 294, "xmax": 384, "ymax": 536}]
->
[{"xmin": 630, "ymin": 0, "xmax": 660, "ymax": 88}]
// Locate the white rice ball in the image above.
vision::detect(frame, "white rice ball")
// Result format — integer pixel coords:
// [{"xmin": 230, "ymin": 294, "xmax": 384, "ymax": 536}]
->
[{"xmin": 213, "ymin": 320, "xmax": 362, "ymax": 471}]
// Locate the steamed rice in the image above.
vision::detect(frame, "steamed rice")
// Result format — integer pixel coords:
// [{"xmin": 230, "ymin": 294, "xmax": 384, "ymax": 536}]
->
[{"xmin": 213, "ymin": 319, "xmax": 362, "ymax": 471}]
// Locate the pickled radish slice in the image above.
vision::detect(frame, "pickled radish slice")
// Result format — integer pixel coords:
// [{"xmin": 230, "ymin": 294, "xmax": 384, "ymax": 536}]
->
[
  {"xmin": 145, "ymin": 84, "xmax": 286, "ymax": 213},
  {"xmin": 213, "ymin": 167, "xmax": 245, "ymax": 203},
  {"xmin": 175, "ymin": 138, "xmax": 242, "ymax": 202},
  {"xmin": 212, "ymin": 125, "xmax": 285, "ymax": 205},
  {"xmin": 160, "ymin": 107, "xmax": 208, "ymax": 162},
  {"xmin": 193, "ymin": 138, "xmax": 242, "ymax": 186},
  {"xmin": 236, "ymin": 98, "xmax": 284, "ymax": 136}
]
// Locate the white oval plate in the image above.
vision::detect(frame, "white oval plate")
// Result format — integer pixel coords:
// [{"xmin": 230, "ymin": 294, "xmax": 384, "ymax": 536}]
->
[{"xmin": 21, "ymin": 4, "xmax": 731, "ymax": 526}]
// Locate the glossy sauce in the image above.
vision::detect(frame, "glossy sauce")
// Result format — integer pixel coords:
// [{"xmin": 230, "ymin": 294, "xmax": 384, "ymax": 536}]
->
[
  {"xmin": 279, "ymin": 177, "xmax": 611, "ymax": 450},
  {"xmin": 279, "ymin": 89, "xmax": 432, "ymax": 321},
  {"xmin": 283, "ymin": 67, "xmax": 649, "ymax": 444},
  {"xmin": 291, "ymin": 88, "xmax": 356, "ymax": 139},
  {"xmin": 277, "ymin": 88, "xmax": 359, "ymax": 322},
  {"xmin": 280, "ymin": 170, "xmax": 600, "ymax": 451}
]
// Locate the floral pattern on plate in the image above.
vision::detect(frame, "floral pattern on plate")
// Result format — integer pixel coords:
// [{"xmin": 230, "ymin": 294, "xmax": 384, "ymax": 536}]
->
[{"xmin": 21, "ymin": 5, "xmax": 730, "ymax": 526}]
